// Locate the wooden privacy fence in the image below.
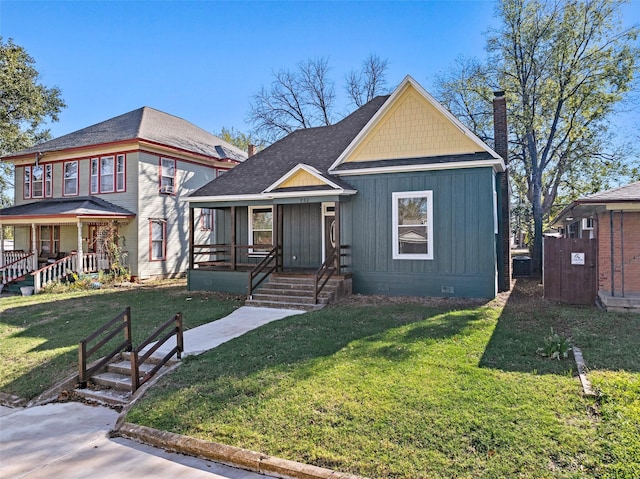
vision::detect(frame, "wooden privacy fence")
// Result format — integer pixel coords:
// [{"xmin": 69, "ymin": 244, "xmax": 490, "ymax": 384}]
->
[{"xmin": 543, "ymin": 237, "xmax": 597, "ymax": 305}]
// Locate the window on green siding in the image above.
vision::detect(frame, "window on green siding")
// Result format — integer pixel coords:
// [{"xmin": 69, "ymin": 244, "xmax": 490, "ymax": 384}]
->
[
  {"xmin": 392, "ymin": 191, "xmax": 433, "ymax": 260},
  {"xmin": 150, "ymin": 219, "xmax": 167, "ymax": 261},
  {"xmin": 248, "ymin": 206, "xmax": 273, "ymax": 254}
]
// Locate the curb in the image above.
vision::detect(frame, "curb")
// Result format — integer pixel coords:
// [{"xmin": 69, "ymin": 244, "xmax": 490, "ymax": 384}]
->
[
  {"xmin": 117, "ymin": 422, "xmax": 366, "ymax": 479},
  {"xmin": 572, "ymin": 346, "xmax": 596, "ymax": 397}
]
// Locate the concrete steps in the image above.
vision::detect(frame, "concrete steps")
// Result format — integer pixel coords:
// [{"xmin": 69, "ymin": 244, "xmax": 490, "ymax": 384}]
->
[
  {"xmin": 246, "ymin": 273, "xmax": 351, "ymax": 311},
  {"xmin": 74, "ymin": 353, "xmax": 176, "ymax": 407}
]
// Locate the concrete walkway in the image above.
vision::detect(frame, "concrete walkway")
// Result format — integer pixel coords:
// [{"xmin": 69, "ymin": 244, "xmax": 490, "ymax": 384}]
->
[{"xmin": 0, "ymin": 306, "xmax": 303, "ymax": 479}]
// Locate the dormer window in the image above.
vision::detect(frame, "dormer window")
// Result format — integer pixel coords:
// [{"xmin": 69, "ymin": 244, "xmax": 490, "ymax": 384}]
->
[{"xmin": 160, "ymin": 157, "xmax": 176, "ymax": 194}]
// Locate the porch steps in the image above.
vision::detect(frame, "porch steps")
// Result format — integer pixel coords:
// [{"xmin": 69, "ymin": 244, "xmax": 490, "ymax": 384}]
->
[
  {"xmin": 3, "ymin": 275, "xmax": 34, "ymax": 295},
  {"xmin": 73, "ymin": 353, "xmax": 176, "ymax": 407},
  {"xmin": 245, "ymin": 273, "xmax": 350, "ymax": 311}
]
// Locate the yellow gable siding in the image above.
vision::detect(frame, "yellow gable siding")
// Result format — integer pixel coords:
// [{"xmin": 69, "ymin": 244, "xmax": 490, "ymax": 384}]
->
[
  {"xmin": 345, "ymin": 85, "xmax": 481, "ymax": 163},
  {"xmin": 279, "ymin": 169, "xmax": 326, "ymax": 188}
]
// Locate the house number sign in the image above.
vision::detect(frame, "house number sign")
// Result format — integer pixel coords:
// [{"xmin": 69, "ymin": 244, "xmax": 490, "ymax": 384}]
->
[{"xmin": 571, "ymin": 253, "xmax": 585, "ymax": 265}]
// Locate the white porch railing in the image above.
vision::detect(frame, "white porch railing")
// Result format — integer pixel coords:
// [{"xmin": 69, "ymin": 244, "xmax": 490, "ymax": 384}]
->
[
  {"xmin": 31, "ymin": 252, "xmax": 106, "ymax": 293},
  {"xmin": 1, "ymin": 252, "xmax": 36, "ymax": 285}
]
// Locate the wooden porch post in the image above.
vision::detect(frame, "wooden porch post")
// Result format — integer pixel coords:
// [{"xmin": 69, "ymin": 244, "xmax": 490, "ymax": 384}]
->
[
  {"xmin": 0, "ymin": 224, "xmax": 4, "ymax": 268},
  {"xmin": 335, "ymin": 201, "xmax": 341, "ymax": 274},
  {"xmin": 231, "ymin": 206, "xmax": 236, "ymax": 271},
  {"xmin": 76, "ymin": 220, "xmax": 84, "ymax": 273},
  {"xmin": 31, "ymin": 223, "xmax": 38, "ymax": 270},
  {"xmin": 188, "ymin": 206, "xmax": 194, "ymax": 270},
  {"xmin": 273, "ymin": 204, "xmax": 283, "ymax": 272}
]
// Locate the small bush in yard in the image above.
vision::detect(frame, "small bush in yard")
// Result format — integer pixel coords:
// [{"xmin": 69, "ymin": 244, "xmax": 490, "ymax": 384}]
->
[{"xmin": 538, "ymin": 328, "xmax": 572, "ymax": 360}]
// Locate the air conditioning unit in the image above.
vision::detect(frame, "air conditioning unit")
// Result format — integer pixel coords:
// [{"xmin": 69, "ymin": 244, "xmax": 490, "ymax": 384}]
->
[{"xmin": 160, "ymin": 185, "xmax": 174, "ymax": 194}]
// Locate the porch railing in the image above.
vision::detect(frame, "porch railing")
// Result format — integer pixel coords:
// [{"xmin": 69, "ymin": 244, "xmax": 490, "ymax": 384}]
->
[
  {"xmin": 0, "ymin": 252, "xmax": 36, "ymax": 285},
  {"xmin": 2, "ymin": 251, "xmax": 29, "ymax": 265},
  {"xmin": 131, "ymin": 312, "xmax": 183, "ymax": 392},
  {"xmin": 314, "ymin": 248, "xmax": 338, "ymax": 304},
  {"xmin": 248, "ymin": 245, "xmax": 281, "ymax": 298},
  {"xmin": 32, "ymin": 254, "xmax": 76, "ymax": 293},
  {"xmin": 79, "ymin": 307, "xmax": 133, "ymax": 387},
  {"xmin": 193, "ymin": 244, "xmax": 278, "ymax": 271}
]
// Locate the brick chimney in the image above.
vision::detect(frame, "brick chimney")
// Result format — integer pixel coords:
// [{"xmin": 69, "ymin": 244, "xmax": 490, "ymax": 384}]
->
[
  {"xmin": 493, "ymin": 91, "xmax": 511, "ymax": 292},
  {"xmin": 248, "ymin": 144, "xmax": 256, "ymax": 158}
]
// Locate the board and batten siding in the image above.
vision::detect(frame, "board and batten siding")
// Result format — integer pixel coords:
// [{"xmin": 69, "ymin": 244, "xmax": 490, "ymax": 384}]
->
[
  {"xmin": 342, "ymin": 168, "xmax": 498, "ymax": 298},
  {"xmin": 136, "ymin": 151, "xmax": 218, "ymax": 279}
]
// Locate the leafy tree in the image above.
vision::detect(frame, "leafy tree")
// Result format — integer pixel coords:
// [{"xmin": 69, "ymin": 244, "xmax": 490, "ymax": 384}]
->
[
  {"xmin": 216, "ymin": 126, "xmax": 263, "ymax": 152},
  {"xmin": 0, "ymin": 37, "xmax": 66, "ymax": 206},
  {"xmin": 248, "ymin": 55, "xmax": 390, "ymax": 143},
  {"xmin": 436, "ymin": 0, "xmax": 638, "ymax": 274}
]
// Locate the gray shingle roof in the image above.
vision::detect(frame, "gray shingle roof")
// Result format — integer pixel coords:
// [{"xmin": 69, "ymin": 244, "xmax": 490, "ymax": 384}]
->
[
  {"xmin": 580, "ymin": 181, "xmax": 640, "ymax": 202},
  {"xmin": 189, "ymin": 95, "xmax": 390, "ymax": 198},
  {"xmin": 5, "ymin": 107, "xmax": 247, "ymax": 162},
  {"xmin": 0, "ymin": 196, "xmax": 136, "ymax": 218}
]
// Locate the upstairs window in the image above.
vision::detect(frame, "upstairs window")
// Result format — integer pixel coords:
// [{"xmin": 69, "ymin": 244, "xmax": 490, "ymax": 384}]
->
[
  {"xmin": 160, "ymin": 158, "xmax": 176, "ymax": 194},
  {"xmin": 24, "ymin": 164, "xmax": 53, "ymax": 199},
  {"xmin": 90, "ymin": 155, "xmax": 126, "ymax": 194},
  {"xmin": 201, "ymin": 208, "xmax": 214, "ymax": 231},
  {"xmin": 392, "ymin": 191, "xmax": 434, "ymax": 260},
  {"xmin": 248, "ymin": 206, "xmax": 273, "ymax": 254},
  {"xmin": 63, "ymin": 161, "xmax": 78, "ymax": 196}
]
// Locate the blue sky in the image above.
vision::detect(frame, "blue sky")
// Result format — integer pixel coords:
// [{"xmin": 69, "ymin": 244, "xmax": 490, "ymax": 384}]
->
[{"xmin": 1, "ymin": 0, "xmax": 638, "ymax": 143}]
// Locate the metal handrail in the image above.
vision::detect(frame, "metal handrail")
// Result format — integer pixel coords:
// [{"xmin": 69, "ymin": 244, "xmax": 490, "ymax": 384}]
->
[
  {"xmin": 248, "ymin": 245, "xmax": 280, "ymax": 298},
  {"xmin": 131, "ymin": 312, "xmax": 183, "ymax": 392}
]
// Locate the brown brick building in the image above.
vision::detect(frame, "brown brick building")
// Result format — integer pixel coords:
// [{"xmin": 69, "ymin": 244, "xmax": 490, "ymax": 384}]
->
[{"xmin": 551, "ymin": 181, "xmax": 640, "ymax": 312}]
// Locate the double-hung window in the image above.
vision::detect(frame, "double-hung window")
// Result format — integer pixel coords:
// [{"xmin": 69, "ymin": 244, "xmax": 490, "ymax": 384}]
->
[
  {"xmin": 160, "ymin": 158, "xmax": 175, "ymax": 194},
  {"xmin": 392, "ymin": 191, "xmax": 433, "ymax": 260},
  {"xmin": 64, "ymin": 161, "xmax": 78, "ymax": 196},
  {"xmin": 150, "ymin": 219, "xmax": 167, "ymax": 261},
  {"xmin": 24, "ymin": 164, "xmax": 53, "ymax": 199},
  {"xmin": 200, "ymin": 208, "xmax": 214, "ymax": 231},
  {"xmin": 90, "ymin": 154, "xmax": 126, "ymax": 194},
  {"xmin": 248, "ymin": 206, "xmax": 273, "ymax": 254}
]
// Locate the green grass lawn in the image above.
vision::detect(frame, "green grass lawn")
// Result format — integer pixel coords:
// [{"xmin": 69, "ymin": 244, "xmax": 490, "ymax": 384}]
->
[
  {"xmin": 2, "ymin": 279, "xmax": 638, "ymax": 478},
  {"xmin": 0, "ymin": 280, "xmax": 243, "ymax": 400},
  {"xmin": 125, "ymin": 280, "xmax": 640, "ymax": 479}
]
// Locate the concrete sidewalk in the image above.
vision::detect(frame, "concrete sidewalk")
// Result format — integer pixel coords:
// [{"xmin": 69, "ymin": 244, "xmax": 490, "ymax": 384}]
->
[
  {"xmin": 0, "ymin": 306, "xmax": 304, "ymax": 479},
  {"xmin": 0, "ymin": 402, "xmax": 265, "ymax": 478}
]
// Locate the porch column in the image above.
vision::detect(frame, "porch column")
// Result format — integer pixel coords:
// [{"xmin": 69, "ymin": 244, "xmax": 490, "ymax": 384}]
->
[
  {"xmin": 31, "ymin": 224, "xmax": 38, "ymax": 269},
  {"xmin": 230, "ymin": 206, "xmax": 236, "ymax": 271},
  {"xmin": 0, "ymin": 224, "xmax": 4, "ymax": 268},
  {"xmin": 188, "ymin": 206, "xmax": 194, "ymax": 270},
  {"xmin": 274, "ymin": 204, "xmax": 283, "ymax": 272},
  {"xmin": 335, "ymin": 201, "xmax": 341, "ymax": 274},
  {"xmin": 76, "ymin": 220, "xmax": 84, "ymax": 274}
]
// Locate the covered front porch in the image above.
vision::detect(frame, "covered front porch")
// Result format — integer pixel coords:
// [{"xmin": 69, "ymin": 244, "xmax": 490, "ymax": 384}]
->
[
  {"xmin": 0, "ymin": 197, "xmax": 135, "ymax": 292},
  {"xmin": 186, "ymin": 197, "xmax": 351, "ymax": 301}
]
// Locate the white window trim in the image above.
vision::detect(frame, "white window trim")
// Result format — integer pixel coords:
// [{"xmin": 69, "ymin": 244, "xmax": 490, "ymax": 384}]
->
[
  {"xmin": 116, "ymin": 154, "xmax": 126, "ymax": 192},
  {"xmin": 392, "ymin": 190, "xmax": 434, "ymax": 260},
  {"xmin": 200, "ymin": 208, "xmax": 214, "ymax": 231},
  {"xmin": 160, "ymin": 157, "xmax": 176, "ymax": 194},
  {"xmin": 248, "ymin": 205, "xmax": 273, "ymax": 255},
  {"xmin": 100, "ymin": 156, "xmax": 115, "ymax": 193}
]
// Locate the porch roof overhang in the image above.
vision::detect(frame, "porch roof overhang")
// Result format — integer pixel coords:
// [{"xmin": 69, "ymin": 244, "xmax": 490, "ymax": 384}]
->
[
  {"xmin": 0, "ymin": 196, "xmax": 136, "ymax": 225},
  {"xmin": 183, "ymin": 187, "xmax": 357, "ymax": 208},
  {"xmin": 550, "ymin": 200, "xmax": 640, "ymax": 228}
]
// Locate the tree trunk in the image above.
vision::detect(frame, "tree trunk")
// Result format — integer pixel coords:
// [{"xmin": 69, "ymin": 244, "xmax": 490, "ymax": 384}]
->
[{"xmin": 531, "ymin": 172, "xmax": 544, "ymax": 277}]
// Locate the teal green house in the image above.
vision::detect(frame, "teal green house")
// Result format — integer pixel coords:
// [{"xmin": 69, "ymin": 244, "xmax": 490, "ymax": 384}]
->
[{"xmin": 186, "ymin": 76, "xmax": 509, "ymax": 305}]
